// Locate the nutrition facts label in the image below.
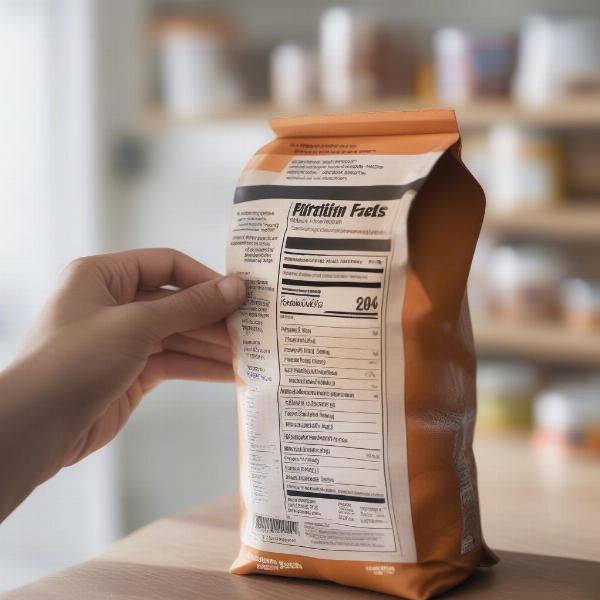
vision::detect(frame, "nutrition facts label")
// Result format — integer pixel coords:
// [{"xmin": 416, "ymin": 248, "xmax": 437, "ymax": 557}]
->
[
  {"xmin": 277, "ymin": 236, "xmax": 396, "ymax": 551},
  {"xmin": 228, "ymin": 189, "xmax": 415, "ymax": 562}
]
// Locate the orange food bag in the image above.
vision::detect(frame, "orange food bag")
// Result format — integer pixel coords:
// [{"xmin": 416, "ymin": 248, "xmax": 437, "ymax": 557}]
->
[{"xmin": 226, "ymin": 110, "xmax": 496, "ymax": 599}]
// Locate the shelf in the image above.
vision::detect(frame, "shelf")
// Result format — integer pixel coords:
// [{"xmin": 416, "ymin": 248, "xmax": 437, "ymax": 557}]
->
[
  {"xmin": 483, "ymin": 203, "xmax": 600, "ymax": 242},
  {"xmin": 141, "ymin": 95, "xmax": 600, "ymax": 132},
  {"xmin": 474, "ymin": 318, "xmax": 600, "ymax": 367}
]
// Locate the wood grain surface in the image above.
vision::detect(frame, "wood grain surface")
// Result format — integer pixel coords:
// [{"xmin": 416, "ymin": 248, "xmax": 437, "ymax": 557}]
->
[{"xmin": 4, "ymin": 435, "xmax": 600, "ymax": 599}]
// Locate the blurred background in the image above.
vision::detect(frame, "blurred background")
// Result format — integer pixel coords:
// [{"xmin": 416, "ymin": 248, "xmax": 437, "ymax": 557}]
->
[{"xmin": 1, "ymin": 0, "xmax": 600, "ymax": 591}]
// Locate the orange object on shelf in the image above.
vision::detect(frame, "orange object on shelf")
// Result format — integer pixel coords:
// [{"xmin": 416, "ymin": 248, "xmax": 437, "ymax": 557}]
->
[
  {"xmin": 534, "ymin": 381, "xmax": 600, "ymax": 456},
  {"xmin": 562, "ymin": 278, "xmax": 600, "ymax": 332}
]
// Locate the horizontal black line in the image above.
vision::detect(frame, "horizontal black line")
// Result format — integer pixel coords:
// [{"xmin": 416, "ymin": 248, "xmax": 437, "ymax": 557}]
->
[
  {"xmin": 234, "ymin": 182, "xmax": 423, "ymax": 203},
  {"xmin": 285, "ymin": 432, "xmax": 378, "ymax": 438},
  {"xmin": 283, "ymin": 353, "xmax": 377, "ymax": 360},
  {"xmin": 285, "ymin": 237, "xmax": 391, "ymax": 253},
  {"xmin": 281, "ymin": 292, "xmax": 320, "ymax": 297},
  {"xmin": 283, "ymin": 402, "xmax": 378, "ymax": 406},
  {"xmin": 283, "ymin": 251, "xmax": 320, "ymax": 256},
  {"xmin": 283, "ymin": 263, "xmax": 384, "ymax": 274},
  {"xmin": 286, "ymin": 490, "xmax": 385, "ymax": 503},
  {"xmin": 284, "ymin": 251, "xmax": 385, "ymax": 259},
  {"xmin": 284, "ymin": 377, "xmax": 378, "ymax": 382},
  {"xmin": 282, "ymin": 278, "xmax": 381, "ymax": 288},
  {"xmin": 281, "ymin": 396, "xmax": 378, "ymax": 402},
  {"xmin": 283, "ymin": 418, "xmax": 376, "ymax": 424},
  {"xmin": 325, "ymin": 310, "xmax": 378, "ymax": 315},
  {"xmin": 280, "ymin": 311, "xmax": 377, "ymax": 319},
  {"xmin": 283, "ymin": 410, "xmax": 378, "ymax": 415}
]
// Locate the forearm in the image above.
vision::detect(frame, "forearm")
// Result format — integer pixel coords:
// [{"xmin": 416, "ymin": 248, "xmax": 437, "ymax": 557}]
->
[{"xmin": 0, "ymin": 356, "xmax": 70, "ymax": 522}]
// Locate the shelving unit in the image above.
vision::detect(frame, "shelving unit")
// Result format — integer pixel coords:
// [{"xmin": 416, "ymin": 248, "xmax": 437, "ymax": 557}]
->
[
  {"xmin": 141, "ymin": 96, "xmax": 600, "ymax": 369},
  {"xmin": 483, "ymin": 203, "xmax": 600, "ymax": 243},
  {"xmin": 141, "ymin": 95, "xmax": 600, "ymax": 132},
  {"xmin": 476, "ymin": 202, "xmax": 600, "ymax": 365},
  {"xmin": 474, "ymin": 318, "xmax": 600, "ymax": 367}
]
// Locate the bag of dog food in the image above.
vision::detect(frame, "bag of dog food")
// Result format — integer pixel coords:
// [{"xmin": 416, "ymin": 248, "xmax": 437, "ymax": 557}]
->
[{"xmin": 226, "ymin": 110, "xmax": 496, "ymax": 599}]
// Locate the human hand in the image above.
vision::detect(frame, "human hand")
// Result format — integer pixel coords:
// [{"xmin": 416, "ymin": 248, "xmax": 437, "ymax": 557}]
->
[{"xmin": 0, "ymin": 249, "xmax": 245, "ymax": 519}]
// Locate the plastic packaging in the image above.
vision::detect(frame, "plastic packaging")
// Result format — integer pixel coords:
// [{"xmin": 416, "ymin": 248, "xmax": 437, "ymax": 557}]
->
[{"xmin": 226, "ymin": 110, "xmax": 496, "ymax": 599}]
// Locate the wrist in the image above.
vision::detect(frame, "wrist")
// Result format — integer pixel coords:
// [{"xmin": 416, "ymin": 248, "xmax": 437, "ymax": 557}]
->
[{"xmin": 0, "ymin": 352, "xmax": 74, "ymax": 477}]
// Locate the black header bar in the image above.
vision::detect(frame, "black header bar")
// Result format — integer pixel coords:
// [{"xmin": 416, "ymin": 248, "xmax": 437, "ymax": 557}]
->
[
  {"xmin": 285, "ymin": 237, "xmax": 391, "ymax": 252},
  {"xmin": 233, "ymin": 181, "xmax": 424, "ymax": 204}
]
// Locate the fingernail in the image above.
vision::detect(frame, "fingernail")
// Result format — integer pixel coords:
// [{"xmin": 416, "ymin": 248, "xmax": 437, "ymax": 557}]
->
[{"xmin": 217, "ymin": 277, "xmax": 244, "ymax": 304}]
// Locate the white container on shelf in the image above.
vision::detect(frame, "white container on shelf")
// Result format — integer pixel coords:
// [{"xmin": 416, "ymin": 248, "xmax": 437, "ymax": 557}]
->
[
  {"xmin": 514, "ymin": 15, "xmax": 600, "ymax": 106},
  {"xmin": 154, "ymin": 16, "xmax": 241, "ymax": 117},
  {"xmin": 270, "ymin": 44, "xmax": 315, "ymax": 110},
  {"xmin": 433, "ymin": 28, "xmax": 471, "ymax": 104},
  {"xmin": 534, "ymin": 381, "xmax": 600, "ymax": 454},
  {"xmin": 487, "ymin": 125, "xmax": 562, "ymax": 213},
  {"xmin": 487, "ymin": 244, "xmax": 564, "ymax": 321},
  {"xmin": 319, "ymin": 6, "xmax": 377, "ymax": 107},
  {"xmin": 433, "ymin": 28, "xmax": 516, "ymax": 103}
]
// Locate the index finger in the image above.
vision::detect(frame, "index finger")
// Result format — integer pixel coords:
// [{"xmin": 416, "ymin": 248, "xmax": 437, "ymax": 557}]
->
[
  {"xmin": 67, "ymin": 248, "xmax": 223, "ymax": 305},
  {"xmin": 107, "ymin": 248, "xmax": 220, "ymax": 291}
]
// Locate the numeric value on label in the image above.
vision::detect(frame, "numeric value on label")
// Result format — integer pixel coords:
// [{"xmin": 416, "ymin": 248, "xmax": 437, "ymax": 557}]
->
[{"xmin": 356, "ymin": 296, "xmax": 379, "ymax": 312}]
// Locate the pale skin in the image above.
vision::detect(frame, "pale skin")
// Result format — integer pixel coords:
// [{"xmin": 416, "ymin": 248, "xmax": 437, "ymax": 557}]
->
[{"xmin": 0, "ymin": 248, "xmax": 245, "ymax": 523}]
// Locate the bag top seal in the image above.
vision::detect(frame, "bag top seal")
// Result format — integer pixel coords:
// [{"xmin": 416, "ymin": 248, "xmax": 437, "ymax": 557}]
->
[{"xmin": 270, "ymin": 109, "xmax": 458, "ymax": 139}]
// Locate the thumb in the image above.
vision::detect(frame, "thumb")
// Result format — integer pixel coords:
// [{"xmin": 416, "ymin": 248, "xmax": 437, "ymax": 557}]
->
[{"xmin": 133, "ymin": 276, "xmax": 246, "ymax": 340}]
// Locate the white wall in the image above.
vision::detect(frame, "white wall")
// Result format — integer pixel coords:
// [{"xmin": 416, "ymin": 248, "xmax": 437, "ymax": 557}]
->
[
  {"xmin": 0, "ymin": 0, "xmax": 117, "ymax": 590},
  {"xmin": 0, "ymin": 0, "xmax": 50, "ymax": 367}
]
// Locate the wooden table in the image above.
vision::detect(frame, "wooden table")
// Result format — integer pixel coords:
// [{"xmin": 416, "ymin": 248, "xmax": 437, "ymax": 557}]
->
[{"xmin": 4, "ymin": 435, "xmax": 600, "ymax": 599}]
